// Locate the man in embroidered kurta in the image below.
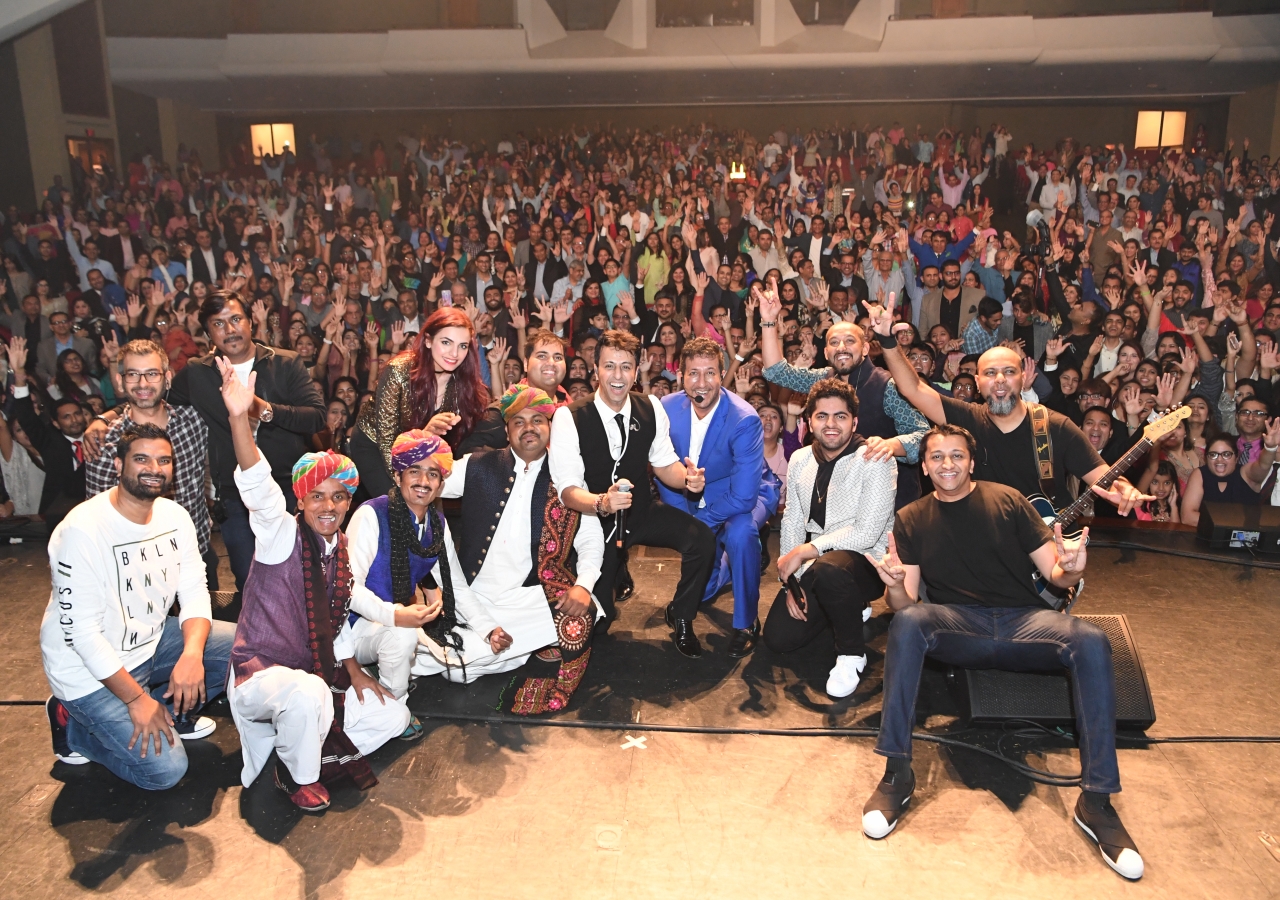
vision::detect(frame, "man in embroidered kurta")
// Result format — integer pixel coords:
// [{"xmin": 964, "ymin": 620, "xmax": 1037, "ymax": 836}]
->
[
  {"xmin": 346, "ymin": 431, "xmax": 503, "ymax": 704},
  {"xmin": 439, "ymin": 385, "xmax": 606, "ymax": 713},
  {"xmin": 221, "ymin": 359, "xmax": 410, "ymax": 814}
]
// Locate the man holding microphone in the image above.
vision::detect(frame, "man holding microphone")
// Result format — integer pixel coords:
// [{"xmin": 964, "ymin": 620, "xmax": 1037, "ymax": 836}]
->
[{"xmin": 548, "ymin": 330, "xmax": 716, "ymax": 657}]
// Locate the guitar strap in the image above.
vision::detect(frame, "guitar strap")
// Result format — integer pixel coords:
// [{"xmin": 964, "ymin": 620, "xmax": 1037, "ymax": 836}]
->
[{"xmin": 1028, "ymin": 403, "xmax": 1056, "ymax": 499}]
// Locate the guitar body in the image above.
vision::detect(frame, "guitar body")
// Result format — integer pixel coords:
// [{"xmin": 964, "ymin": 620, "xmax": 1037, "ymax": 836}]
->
[
  {"xmin": 1026, "ymin": 493, "xmax": 1086, "ymax": 613},
  {"xmin": 1025, "ymin": 406, "xmax": 1190, "ymax": 614}
]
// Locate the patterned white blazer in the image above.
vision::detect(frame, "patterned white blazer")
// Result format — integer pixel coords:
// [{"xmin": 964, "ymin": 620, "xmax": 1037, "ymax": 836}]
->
[{"xmin": 781, "ymin": 443, "xmax": 898, "ymax": 576}]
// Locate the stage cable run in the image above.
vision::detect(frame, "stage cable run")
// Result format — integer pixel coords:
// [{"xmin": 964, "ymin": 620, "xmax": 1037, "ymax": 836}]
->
[{"xmin": 5, "ymin": 702, "xmax": 1279, "ymax": 787}]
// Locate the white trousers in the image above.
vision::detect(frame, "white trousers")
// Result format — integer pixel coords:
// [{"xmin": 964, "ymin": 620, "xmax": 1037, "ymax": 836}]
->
[
  {"xmin": 229, "ymin": 665, "xmax": 411, "ymax": 788},
  {"xmin": 352, "ymin": 619, "xmax": 421, "ymax": 699}
]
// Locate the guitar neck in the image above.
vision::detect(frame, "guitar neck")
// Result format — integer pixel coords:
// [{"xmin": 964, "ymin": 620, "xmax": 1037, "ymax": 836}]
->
[{"xmin": 1053, "ymin": 437, "xmax": 1152, "ymax": 528}]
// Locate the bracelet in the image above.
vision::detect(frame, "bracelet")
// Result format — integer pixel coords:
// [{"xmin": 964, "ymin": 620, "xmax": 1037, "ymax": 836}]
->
[
  {"xmin": 594, "ymin": 493, "xmax": 606, "ymax": 517},
  {"xmin": 873, "ymin": 330, "xmax": 897, "ymax": 349},
  {"xmin": 734, "ymin": 354, "xmax": 745, "ymax": 362},
  {"xmin": 124, "ymin": 690, "xmax": 146, "ymax": 706},
  {"xmin": 1265, "ymin": 444, "xmax": 1279, "ymax": 453},
  {"xmin": 760, "ymin": 320, "xmax": 777, "ymax": 327}
]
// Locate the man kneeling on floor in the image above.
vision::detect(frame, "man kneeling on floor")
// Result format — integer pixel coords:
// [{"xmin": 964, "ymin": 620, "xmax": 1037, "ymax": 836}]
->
[
  {"xmin": 42, "ymin": 423, "xmax": 234, "ymax": 787},
  {"xmin": 863, "ymin": 424, "xmax": 1143, "ymax": 881},
  {"xmin": 221, "ymin": 360, "xmax": 410, "ymax": 813},
  {"xmin": 440, "ymin": 385, "xmax": 604, "ymax": 713}
]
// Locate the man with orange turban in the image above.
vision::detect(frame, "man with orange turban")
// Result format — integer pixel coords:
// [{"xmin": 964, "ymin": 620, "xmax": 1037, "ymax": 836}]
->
[
  {"xmin": 434, "ymin": 384, "xmax": 605, "ymax": 714},
  {"xmin": 219, "ymin": 360, "xmax": 410, "ymax": 814},
  {"xmin": 345, "ymin": 429, "xmax": 503, "ymax": 723}
]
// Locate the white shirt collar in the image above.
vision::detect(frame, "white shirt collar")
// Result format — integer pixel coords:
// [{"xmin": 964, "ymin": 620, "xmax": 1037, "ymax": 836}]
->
[
  {"xmin": 691, "ymin": 390, "xmax": 721, "ymax": 425},
  {"xmin": 512, "ymin": 452, "xmax": 547, "ymax": 475},
  {"xmin": 593, "ymin": 392, "xmax": 631, "ymax": 425}
]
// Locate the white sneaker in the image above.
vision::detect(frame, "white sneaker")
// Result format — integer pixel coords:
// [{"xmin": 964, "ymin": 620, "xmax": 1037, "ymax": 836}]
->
[
  {"xmin": 175, "ymin": 716, "xmax": 216, "ymax": 740},
  {"xmin": 826, "ymin": 654, "xmax": 867, "ymax": 698},
  {"xmin": 862, "ymin": 605, "xmax": 873, "ymax": 623}
]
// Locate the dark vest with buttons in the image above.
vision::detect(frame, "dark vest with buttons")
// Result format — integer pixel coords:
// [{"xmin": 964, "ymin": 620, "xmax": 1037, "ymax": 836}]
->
[
  {"xmin": 568, "ymin": 392, "xmax": 657, "ymax": 524},
  {"xmin": 847, "ymin": 358, "xmax": 920, "ymax": 507},
  {"xmin": 458, "ymin": 448, "xmax": 575, "ymax": 587},
  {"xmin": 846, "ymin": 358, "xmax": 892, "ymax": 441}
]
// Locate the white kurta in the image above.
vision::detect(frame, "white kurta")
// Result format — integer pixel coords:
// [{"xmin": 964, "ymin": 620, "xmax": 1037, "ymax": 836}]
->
[{"xmin": 421, "ymin": 451, "xmax": 605, "ymax": 681}]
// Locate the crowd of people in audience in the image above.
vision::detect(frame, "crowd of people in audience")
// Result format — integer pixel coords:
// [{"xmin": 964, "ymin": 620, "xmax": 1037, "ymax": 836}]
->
[{"xmin": 14, "ymin": 117, "xmax": 1280, "ymax": 879}]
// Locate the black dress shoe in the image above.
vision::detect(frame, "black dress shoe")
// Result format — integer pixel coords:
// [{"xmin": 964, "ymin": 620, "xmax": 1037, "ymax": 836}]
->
[
  {"xmin": 727, "ymin": 619, "xmax": 761, "ymax": 658},
  {"xmin": 670, "ymin": 618, "xmax": 703, "ymax": 659},
  {"xmin": 615, "ymin": 563, "xmax": 635, "ymax": 603}
]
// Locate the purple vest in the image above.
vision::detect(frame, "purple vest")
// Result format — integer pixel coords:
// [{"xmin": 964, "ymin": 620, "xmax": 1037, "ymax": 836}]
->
[
  {"xmin": 230, "ymin": 531, "xmax": 336, "ymax": 684},
  {"xmin": 352, "ymin": 495, "xmax": 438, "ymax": 623}
]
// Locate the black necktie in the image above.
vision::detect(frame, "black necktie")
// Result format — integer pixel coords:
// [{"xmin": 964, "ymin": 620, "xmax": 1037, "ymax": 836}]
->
[{"xmin": 614, "ymin": 413, "xmax": 627, "ymax": 457}]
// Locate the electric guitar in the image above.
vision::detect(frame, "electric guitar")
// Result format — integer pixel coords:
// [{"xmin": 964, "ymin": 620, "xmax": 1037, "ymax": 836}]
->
[{"xmin": 1029, "ymin": 405, "xmax": 1191, "ymax": 611}]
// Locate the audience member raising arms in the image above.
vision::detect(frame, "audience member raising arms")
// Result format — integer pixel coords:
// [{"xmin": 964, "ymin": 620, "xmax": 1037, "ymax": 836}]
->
[
  {"xmin": 1181, "ymin": 428, "xmax": 1276, "ymax": 526},
  {"xmin": 349, "ymin": 307, "xmax": 490, "ymax": 497}
]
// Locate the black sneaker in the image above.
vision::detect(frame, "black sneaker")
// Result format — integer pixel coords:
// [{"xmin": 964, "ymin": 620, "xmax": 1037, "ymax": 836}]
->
[
  {"xmin": 46, "ymin": 696, "xmax": 89, "ymax": 765},
  {"xmin": 173, "ymin": 715, "xmax": 217, "ymax": 740},
  {"xmin": 1074, "ymin": 793, "xmax": 1144, "ymax": 880},
  {"xmin": 862, "ymin": 764, "xmax": 915, "ymax": 839}
]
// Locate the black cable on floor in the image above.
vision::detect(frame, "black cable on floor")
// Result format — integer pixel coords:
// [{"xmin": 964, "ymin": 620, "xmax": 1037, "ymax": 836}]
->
[{"xmin": 1088, "ymin": 538, "xmax": 1280, "ymax": 570}]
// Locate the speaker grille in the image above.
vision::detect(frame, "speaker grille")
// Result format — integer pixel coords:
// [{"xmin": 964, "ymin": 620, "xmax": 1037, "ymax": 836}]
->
[{"xmin": 961, "ymin": 614, "xmax": 1156, "ymax": 731}]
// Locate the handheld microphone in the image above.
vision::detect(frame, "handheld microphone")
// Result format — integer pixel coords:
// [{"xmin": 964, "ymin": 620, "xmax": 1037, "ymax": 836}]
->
[{"xmin": 614, "ymin": 479, "xmax": 632, "ymax": 549}]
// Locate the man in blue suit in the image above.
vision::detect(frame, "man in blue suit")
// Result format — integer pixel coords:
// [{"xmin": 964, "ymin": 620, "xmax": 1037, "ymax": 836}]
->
[{"xmin": 659, "ymin": 337, "xmax": 778, "ymax": 658}]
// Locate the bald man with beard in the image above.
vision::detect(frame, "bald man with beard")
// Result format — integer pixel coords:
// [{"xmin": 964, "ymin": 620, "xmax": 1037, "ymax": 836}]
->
[{"xmin": 869, "ymin": 295, "xmax": 1151, "ymax": 517}]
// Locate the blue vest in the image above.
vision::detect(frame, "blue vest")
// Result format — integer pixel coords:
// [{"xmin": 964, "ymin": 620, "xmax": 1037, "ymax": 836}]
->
[{"xmin": 352, "ymin": 494, "xmax": 438, "ymax": 624}]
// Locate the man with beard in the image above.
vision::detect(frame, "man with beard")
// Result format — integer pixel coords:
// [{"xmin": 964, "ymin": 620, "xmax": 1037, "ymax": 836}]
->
[
  {"xmin": 82, "ymin": 291, "xmax": 326, "ymax": 592},
  {"xmin": 9, "ymin": 338, "xmax": 89, "ymax": 531},
  {"xmin": 757, "ymin": 282, "xmax": 927, "ymax": 508},
  {"xmin": 433, "ymin": 386, "xmax": 606, "ymax": 712},
  {"xmin": 660, "ymin": 338, "xmax": 777, "ymax": 658},
  {"xmin": 458, "ymin": 329, "xmax": 569, "ymax": 452},
  {"xmin": 864, "ymin": 425, "xmax": 1144, "ymax": 881},
  {"xmin": 764, "ymin": 379, "xmax": 896, "ymax": 697},
  {"xmin": 548, "ymin": 330, "xmax": 714, "ymax": 656},
  {"xmin": 85, "ymin": 341, "xmax": 215, "ymax": 585},
  {"xmin": 223, "ymin": 361, "xmax": 410, "ymax": 814},
  {"xmin": 871, "ymin": 294, "xmax": 1150, "ymax": 516},
  {"xmin": 918, "ymin": 259, "xmax": 984, "ymax": 342},
  {"xmin": 41, "ymin": 423, "xmax": 234, "ymax": 787}
]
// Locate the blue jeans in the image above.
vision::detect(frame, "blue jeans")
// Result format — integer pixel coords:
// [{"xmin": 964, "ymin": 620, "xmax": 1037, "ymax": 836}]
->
[
  {"xmin": 876, "ymin": 604, "xmax": 1121, "ymax": 794},
  {"xmin": 700, "ymin": 497, "xmax": 774, "ymax": 630},
  {"xmin": 62, "ymin": 617, "xmax": 236, "ymax": 790}
]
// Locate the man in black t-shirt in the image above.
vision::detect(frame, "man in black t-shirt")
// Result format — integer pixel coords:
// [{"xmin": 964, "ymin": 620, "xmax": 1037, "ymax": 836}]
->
[
  {"xmin": 870, "ymin": 295, "xmax": 1150, "ymax": 515},
  {"xmin": 860, "ymin": 425, "xmax": 1144, "ymax": 881}
]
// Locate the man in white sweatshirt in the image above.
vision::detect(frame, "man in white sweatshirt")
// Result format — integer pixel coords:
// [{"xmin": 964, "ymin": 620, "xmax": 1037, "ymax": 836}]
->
[{"xmin": 41, "ymin": 423, "xmax": 235, "ymax": 789}]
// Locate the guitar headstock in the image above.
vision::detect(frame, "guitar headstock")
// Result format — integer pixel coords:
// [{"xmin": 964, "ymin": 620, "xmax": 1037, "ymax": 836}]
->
[{"xmin": 1142, "ymin": 404, "xmax": 1192, "ymax": 442}]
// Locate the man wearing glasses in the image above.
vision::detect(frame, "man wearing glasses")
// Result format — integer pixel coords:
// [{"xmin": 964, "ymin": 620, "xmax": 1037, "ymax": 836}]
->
[
  {"xmin": 84, "ymin": 291, "xmax": 326, "ymax": 591},
  {"xmin": 85, "ymin": 340, "xmax": 216, "ymax": 587}
]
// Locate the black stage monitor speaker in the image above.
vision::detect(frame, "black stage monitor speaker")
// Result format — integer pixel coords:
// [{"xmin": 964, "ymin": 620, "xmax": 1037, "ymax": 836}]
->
[
  {"xmin": 950, "ymin": 614, "xmax": 1156, "ymax": 731},
  {"xmin": 1196, "ymin": 501, "xmax": 1280, "ymax": 555}
]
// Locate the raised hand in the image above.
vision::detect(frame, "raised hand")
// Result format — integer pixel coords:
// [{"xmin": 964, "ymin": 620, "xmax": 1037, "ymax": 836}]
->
[
  {"xmin": 1155, "ymin": 372, "xmax": 1177, "ymax": 411},
  {"xmin": 216, "ymin": 356, "xmax": 257, "ymax": 418},
  {"xmin": 390, "ymin": 319, "xmax": 407, "ymax": 351},
  {"xmin": 1054, "ymin": 524, "xmax": 1088, "ymax": 573},
  {"xmin": 866, "ymin": 533, "xmax": 907, "ymax": 589},
  {"xmin": 534, "ymin": 298, "xmax": 553, "ymax": 328},
  {"xmin": 866, "ymin": 291, "xmax": 896, "ymax": 337}
]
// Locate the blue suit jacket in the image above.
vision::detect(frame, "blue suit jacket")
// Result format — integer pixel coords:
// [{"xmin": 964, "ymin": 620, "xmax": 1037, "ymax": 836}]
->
[{"xmin": 658, "ymin": 389, "xmax": 769, "ymax": 530}]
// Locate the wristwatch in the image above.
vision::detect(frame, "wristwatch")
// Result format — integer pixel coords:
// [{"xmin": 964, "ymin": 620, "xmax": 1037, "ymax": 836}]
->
[{"xmin": 258, "ymin": 402, "xmax": 275, "ymax": 423}]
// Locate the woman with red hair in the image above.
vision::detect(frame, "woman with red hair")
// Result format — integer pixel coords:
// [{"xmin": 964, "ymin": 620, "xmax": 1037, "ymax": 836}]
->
[{"xmin": 349, "ymin": 307, "xmax": 490, "ymax": 497}]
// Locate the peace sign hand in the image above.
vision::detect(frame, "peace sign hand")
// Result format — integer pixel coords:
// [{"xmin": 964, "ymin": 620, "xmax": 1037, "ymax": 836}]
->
[{"xmin": 1054, "ymin": 524, "xmax": 1088, "ymax": 574}]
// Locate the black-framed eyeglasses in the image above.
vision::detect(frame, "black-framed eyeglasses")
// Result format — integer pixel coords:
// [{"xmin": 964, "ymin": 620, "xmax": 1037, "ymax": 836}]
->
[
  {"xmin": 124, "ymin": 370, "xmax": 165, "ymax": 384},
  {"xmin": 1207, "ymin": 450, "xmax": 1236, "ymax": 460}
]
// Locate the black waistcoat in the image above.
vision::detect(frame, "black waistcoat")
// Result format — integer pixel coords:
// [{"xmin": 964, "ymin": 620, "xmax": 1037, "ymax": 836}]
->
[
  {"xmin": 458, "ymin": 448, "xmax": 559, "ymax": 586},
  {"xmin": 569, "ymin": 392, "xmax": 656, "ymax": 524}
]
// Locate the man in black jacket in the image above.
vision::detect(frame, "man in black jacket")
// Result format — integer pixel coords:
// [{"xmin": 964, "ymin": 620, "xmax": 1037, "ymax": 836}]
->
[
  {"xmin": 83, "ymin": 291, "xmax": 326, "ymax": 589},
  {"xmin": 522, "ymin": 241, "xmax": 568, "ymax": 304},
  {"xmin": 8, "ymin": 337, "xmax": 86, "ymax": 531}
]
